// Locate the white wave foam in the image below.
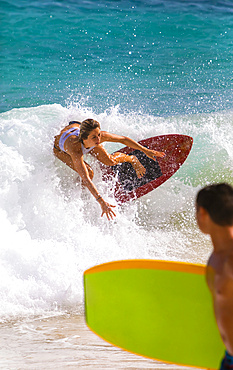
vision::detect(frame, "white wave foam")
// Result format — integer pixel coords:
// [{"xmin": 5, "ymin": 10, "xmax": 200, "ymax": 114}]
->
[{"xmin": 0, "ymin": 103, "xmax": 232, "ymax": 320}]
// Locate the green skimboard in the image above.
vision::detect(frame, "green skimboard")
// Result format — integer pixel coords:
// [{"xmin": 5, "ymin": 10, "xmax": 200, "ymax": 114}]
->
[{"xmin": 84, "ymin": 259, "xmax": 225, "ymax": 369}]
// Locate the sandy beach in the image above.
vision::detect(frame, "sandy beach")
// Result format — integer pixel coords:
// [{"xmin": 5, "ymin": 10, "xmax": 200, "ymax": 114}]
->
[{"xmin": 0, "ymin": 314, "xmax": 198, "ymax": 369}]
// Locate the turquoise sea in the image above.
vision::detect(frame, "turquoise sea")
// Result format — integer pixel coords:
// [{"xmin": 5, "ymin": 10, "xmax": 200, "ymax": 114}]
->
[{"xmin": 0, "ymin": 0, "xmax": 233, "ymax": 368}]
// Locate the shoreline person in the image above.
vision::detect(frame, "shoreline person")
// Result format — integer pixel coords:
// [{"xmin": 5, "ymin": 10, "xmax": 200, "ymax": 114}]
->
[
  {"xmin": 196, "ymin": 183, "xmax": 233, "ymax": 370},
  {"xmin": 53, "ymin": 119, "xmax": 165, "ymax": 220}
]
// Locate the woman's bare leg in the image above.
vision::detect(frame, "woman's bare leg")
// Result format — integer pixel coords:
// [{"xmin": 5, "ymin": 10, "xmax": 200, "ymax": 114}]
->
[{"xmin": 91, "ymin": 145, "xmax": 146, "ymax": 178}]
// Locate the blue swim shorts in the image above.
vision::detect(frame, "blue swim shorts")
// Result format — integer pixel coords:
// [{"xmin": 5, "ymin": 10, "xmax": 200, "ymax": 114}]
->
[{"xmin": 220, "ymin": 351, "xmax": 233, "ymax": 370}]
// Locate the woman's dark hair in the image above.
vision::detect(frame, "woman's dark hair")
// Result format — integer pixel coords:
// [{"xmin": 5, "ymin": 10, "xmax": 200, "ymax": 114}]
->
[
  {"xmin": 78, "ymin": 119, "xmax": 100, "ymax": 142},
  {"xmin": 196, "ymin": 183, "xmax": 233, "ymax": 226},
  {"xmin": 69, "ymin": 120, "xmax": 82, "ymax": 125}
]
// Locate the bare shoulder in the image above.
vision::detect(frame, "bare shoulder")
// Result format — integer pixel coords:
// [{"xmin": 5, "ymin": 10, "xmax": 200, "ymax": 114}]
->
[
  {"xmin": 100, "ymin": 131, "xmax": 112, "ymax": 141},
  {"xmin": 100, "ymin": 130, "xmax": 126, "ymax": 143}
]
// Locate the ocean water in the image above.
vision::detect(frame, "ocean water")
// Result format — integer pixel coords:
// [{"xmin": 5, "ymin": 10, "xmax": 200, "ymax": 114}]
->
[{"xmin": 1, "ymin": 0, "xmax": 233, "ymax": 368}]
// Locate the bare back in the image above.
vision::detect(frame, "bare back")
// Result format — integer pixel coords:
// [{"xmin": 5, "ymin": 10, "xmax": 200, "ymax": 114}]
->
[
  {"xmin": 53, "ymin": 123, "xmax": 93, "ymax": 176},
  {"xmin": 206, "ymin": 247, "xmax": 233, "ymax": 354},
  {"xmin": 54, "ymin": 123, "xmax": 81, "ymax": 152}
]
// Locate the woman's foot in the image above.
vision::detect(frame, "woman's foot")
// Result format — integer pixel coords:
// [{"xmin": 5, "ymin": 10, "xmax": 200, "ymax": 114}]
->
[{"xmin": 130, "ymin": 156, "xmax": 146, "ymax": 178}]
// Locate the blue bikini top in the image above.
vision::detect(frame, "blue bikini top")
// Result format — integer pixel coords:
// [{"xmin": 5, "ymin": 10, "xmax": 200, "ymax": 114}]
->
[{"xmin": 58, "ymin": 127, "xmax": 95, "ymax": 154}]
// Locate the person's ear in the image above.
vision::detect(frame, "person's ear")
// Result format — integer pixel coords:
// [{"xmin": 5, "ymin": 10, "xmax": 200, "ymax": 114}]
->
[{"xmin": 196, "ymin": 206, "xmax": 210, "ymax": 234}]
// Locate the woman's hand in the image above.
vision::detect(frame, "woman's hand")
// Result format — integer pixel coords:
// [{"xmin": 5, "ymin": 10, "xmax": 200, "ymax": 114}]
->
[
  {"xmin": 98, "ymin": 198, "xmax": 116, "ymax": 220},
  {"xmin": 144, "ymin": 148, "xmax": 165, "ymax": 160}
]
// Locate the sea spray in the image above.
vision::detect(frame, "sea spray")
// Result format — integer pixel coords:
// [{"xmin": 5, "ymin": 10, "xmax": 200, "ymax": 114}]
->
[{"xmin": 0, "ymin": 103, "xmax": 232, "ymax": 321}]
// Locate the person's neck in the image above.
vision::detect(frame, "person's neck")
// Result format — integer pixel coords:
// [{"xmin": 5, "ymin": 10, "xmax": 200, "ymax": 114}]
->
[{"xmin": 210, "ymin": 225, "xmax": 233, "ymax": 253}]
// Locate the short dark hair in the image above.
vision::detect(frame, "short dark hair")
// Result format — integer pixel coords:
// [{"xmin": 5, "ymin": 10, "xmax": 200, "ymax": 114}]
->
[
  {"xmin": 196, "ymin": 183, "xmax": 233, "ymax": 226},
  {"xmin": 79, "ymin": 119, "xmax": 100, "ymax": 142}
]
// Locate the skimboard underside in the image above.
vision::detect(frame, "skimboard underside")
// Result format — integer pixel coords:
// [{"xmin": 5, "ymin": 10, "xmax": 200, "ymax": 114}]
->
[
  {"xmin": 101, "ymin": 134, "xmax": 193, "ymax": 203},
  {"xmin": 84, "ymin": 259, "xmax": 224, "ymax": 369}
]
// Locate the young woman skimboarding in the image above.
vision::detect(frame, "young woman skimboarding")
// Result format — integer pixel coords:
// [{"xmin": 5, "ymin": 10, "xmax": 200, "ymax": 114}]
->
[{"xmin": 54, "ymin": 119, "xmax": 165, "ymax": 220}]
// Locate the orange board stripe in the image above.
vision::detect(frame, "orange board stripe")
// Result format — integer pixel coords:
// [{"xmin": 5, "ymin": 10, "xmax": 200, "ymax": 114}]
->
[{"xmin": 84, "ymin": 259, "xmax": 205, "ymax": 275}]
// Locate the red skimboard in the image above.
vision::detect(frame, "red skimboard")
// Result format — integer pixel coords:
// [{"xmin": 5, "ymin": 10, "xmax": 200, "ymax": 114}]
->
[{"xmin": 101, "ymin": 134, "xmax": 193, "ymax": 203}]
